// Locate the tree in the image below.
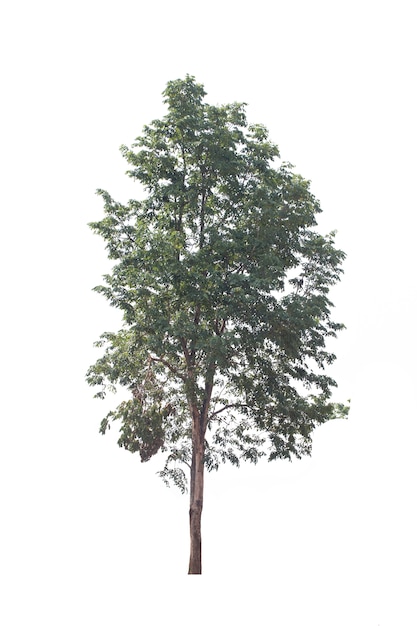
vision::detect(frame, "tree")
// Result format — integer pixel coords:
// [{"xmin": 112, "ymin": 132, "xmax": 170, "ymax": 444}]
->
[{"xmin": 86, "ymin": 75, "xmax": 348, "ymax": 575}]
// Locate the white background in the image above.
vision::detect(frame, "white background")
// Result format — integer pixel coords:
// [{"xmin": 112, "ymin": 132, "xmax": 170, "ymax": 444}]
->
[{"xmin": 1, "ymin": 1, "xmax": 416, "ymax": 624}]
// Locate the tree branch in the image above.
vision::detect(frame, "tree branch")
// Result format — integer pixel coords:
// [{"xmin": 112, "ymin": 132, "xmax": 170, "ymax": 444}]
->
[
  {"xmin": 149, "ymin": 354, "xmax": 186, "ymax": 380},
  {"xmin": 194, "ymin": 305, "xmax": 201, "ymax": 325},
  {"xmin": 214, "ymin": 318, "xmax": 227, "ymax": 335},
  {"xmin": 208, "ymin": 403, "xmax": 249, "ymax": 421},
  {"xmin": 180, "ymin": 337, "xmax": 192, "ymax": 368}
]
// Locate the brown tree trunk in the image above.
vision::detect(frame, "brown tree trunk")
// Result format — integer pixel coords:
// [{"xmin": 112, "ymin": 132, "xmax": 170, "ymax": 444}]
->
[{"xmin": 188, "ymin": 421, "xmax": 205, "ymax": 574}]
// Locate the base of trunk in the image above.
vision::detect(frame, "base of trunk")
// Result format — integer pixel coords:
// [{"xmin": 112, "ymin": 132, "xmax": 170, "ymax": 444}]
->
[{"xmin": 188, "ymin": 500, "xmax": 202, "ymax": 574}]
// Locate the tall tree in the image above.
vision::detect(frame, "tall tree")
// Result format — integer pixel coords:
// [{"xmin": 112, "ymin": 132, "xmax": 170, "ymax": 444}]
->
[{"xmin": 86, "ymin": 76, "xmax": 348, "ymax": 575}]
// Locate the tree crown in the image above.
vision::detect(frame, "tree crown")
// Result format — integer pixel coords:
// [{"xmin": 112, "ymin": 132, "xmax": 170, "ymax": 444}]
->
[{"xmin": 87, "ymin": 75, "xmax": 348, "ymax": 492}]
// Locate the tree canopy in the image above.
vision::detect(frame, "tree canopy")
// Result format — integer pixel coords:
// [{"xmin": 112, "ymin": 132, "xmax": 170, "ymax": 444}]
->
[{"xmin": 86, "ymin": 76, "xmax": 347, "ymax": 572}]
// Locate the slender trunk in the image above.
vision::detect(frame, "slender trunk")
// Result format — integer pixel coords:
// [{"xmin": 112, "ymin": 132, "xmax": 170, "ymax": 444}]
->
[
  {"xmin": 183, "ymin": 338, "xmax": 213, "ymax": 574},
  {"xmin": 188, "ymin": 421, "xmax": 205, "ymax": 574}
]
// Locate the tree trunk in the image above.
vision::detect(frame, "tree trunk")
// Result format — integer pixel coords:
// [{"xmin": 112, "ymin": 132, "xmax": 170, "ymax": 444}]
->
[{"xmin": 188, "ymin": 425, "xmax": 204, "ymax": 574}]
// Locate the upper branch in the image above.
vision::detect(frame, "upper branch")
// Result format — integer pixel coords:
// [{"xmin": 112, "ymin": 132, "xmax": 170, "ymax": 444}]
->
[
  {"xmin": 214, "ymin": 318, "xmax": 227, "ymax": 335},
  {"xmin": 180, "ymin": 337, "xmax": 192, "ymax": 369},
  {"xmin": 149, "ymin": 354, "xmax": 186, "ymax": 381},
  {"xmin": 208, "ymin": 403, "xmax": 249, "ymax": 421}
]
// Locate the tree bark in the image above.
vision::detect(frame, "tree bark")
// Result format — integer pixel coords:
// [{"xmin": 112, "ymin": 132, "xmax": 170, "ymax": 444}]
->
[{"xmin": 188, "ymin": 417, "xmax": 205, "ymax": 574}]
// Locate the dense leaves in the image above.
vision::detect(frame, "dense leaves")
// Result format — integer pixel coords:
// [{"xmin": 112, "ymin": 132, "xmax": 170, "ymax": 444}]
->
[{"xmin": 87, "ymin": 75, "xmax": 347, "ymax": 493}]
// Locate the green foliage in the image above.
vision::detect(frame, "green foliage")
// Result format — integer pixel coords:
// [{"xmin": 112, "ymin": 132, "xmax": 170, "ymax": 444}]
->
[{"xmin": 86, "ymin": 75, "xmax": 348, "ymax": 491}]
